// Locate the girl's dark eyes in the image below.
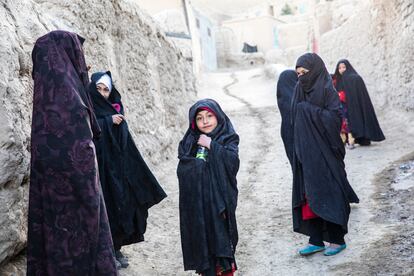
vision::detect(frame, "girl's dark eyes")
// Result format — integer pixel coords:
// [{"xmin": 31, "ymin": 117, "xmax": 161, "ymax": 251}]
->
[
  {"xmin": 97, "ymin": 86, "xmax": 109, "ymax": 92},
  {"xmin": 196, "ymin": 113, "xmax": 214, "ymax": 121}
]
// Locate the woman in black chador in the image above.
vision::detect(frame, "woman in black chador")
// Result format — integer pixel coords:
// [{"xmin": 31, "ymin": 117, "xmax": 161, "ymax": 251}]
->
[
  {"xmin": 88, "ymin": 71, "xmax": 167, "ymax": 268},
  {"xmin": 332, "ymin": 59, "xmax": 385, "ymax": 147},
  {"xmin": 177, "ymin": 99, "xmax": 239, "ymax": 276},
  {"xmin": 28, "ymin": 31, "xmax": 118, "ymax": 275},
  {"xmin": 290, "ymin": 53, "xmax": 359, "ymax": 256}
]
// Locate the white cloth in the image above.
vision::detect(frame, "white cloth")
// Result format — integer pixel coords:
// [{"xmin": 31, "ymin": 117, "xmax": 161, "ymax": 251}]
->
[{"xmin": 96, "ymin": 74, "xmax": 112, "ymax": 91}]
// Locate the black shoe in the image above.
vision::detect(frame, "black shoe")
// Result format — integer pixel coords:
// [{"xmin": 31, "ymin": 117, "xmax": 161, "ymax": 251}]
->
[{"xmin": 115, "ymin": 250, "xmax": 129, "ymax": 268}]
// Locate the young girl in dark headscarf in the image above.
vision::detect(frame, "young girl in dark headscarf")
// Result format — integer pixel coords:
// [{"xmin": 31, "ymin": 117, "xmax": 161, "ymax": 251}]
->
[
  {"xmin": 88, "ymin": 71, "xmax": 167, "ymax": 268},
  {"xmin": 177, "ymin": 99, "xmax": 239, "ymax": 276},
  {"xmin": 28, "ymin": 31, "xmax": 118, "ymax": 275},
  {"xmin": 332, "ymin": 59, "xmax": 385, "ymax": 147},
  {"xmin": 291, "ymin": 53, "xmax": 359, "ymax": 256}
]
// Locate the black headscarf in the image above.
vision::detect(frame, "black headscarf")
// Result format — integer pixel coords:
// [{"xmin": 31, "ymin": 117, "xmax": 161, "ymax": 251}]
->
[
  {"xmin": 90, "ymin": 71, "xmax": 123, "ymax": 113},
  {"xmin": 334, "ymin": 59, "xmax": 358, "ymax": 76},
  {"xmin": 178, "ymin": 99, "xmax": 238, "ymax": 158},
  {"xmin": 333, "ymin": 59, "xmax": 385, "ymax": 143},
  {"xmin": 290, "ymin": 53, "xmax": 359, "ymax": 241},
  {"xmin": 276, "ymin": 69, "xmax": 297, "ymax": 165},
  {"xmin": 32, "ymin": 30, "xmax": 101, "ymax": 139},
  {"xmin": 88, "ymin": 71, "xmax": 167, "ymax": 250},
  {"xmin": 177, "ymin": 99, "xmax": 239, "ymax": 274},
  {"xmin": 294, "ymin": 52, "xmax": 334, "ymax": 107}
]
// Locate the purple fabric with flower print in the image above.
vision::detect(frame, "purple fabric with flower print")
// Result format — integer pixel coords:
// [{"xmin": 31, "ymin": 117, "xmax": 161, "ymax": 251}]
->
[{"xmin": 28, "ymin": 30, "xmax": 118, "ymax": 276}]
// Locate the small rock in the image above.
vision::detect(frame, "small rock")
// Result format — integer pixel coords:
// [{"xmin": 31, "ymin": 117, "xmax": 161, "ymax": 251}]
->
[{"xmin": 399, "ymin": 164, "xmax": 411, "ymax": 170}]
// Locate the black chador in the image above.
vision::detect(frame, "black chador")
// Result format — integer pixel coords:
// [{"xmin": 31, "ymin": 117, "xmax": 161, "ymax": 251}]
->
[
  {"xmin": 177, "ymin": 99, "xmax": 239, "ymax": 275},
  {"xmin": 333, "ymin": 59, "xmax": 385, "ymax": 145},
  {"xmin": 291, "ymin": 54, "xmax": 359, "ymax": 244},
  {"xmin": 88, "ymin": 71, "xmax": 167, "ymax": 252},
  {"xmin": 277, "ymin": 69, "xmax": 298, "ymax": 165}
]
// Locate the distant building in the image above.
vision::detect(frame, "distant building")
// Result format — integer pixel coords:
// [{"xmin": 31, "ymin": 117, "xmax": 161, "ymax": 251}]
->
[
  {"xmin": 187, "ymin": 4, "xmax": 218, "ymax": 72},
  {"xmin": 221, "ymin": 15, "xmax": 284, "ymax": 53},
  {"xmin": 134, "ymin": 0, "xmax": 218, "ymax": 74},
  {"xmin": 215, "ymin": 0, "xmax": 336, "ymax": 67}
]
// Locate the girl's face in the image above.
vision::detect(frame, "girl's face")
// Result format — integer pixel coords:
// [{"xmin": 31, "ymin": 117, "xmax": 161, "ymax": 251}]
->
[
  {"xmin": 338, "ymin": 63, "xmax": 346, "ymax": 75},
  {"xmin": 97, "ymin": 83, "xmax": 110, "ymax": 99},
  {"xmin": 196, "ymin": 110, "xmax": 218, "ymax": 134}
]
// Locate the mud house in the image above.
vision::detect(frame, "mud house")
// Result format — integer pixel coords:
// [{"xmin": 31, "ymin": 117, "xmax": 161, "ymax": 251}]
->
[
  {"xmin": 135, "ymin": 0, "xmax": 218, "ymax": 74},
  {"xmin": 191, "ymin": 7, "xmax": 218, "ymax": 72},
  {"xmin": 215, "ymin": 0, "xmax": 335, "ymax": 67},
  {"xmin": 217, "ymin": 2, "xmax": 282, "ymax": 54},
  {"xmin": 221, "ymin": 14, "xmax": 284, "ymax": 54},
  {"xmin": 215, "ymin": 3, "xmax": 301, "ymax": 67}
]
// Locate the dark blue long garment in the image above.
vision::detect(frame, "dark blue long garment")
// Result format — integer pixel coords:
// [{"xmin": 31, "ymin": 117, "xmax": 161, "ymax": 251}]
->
[
  {"xmin": 177, "ymin": 99, "xmax": 239, "ymax": 275},
  {"xmin": 290, "ymin": 54, "xmax": 359, "ymax": 242},
  {"xmin": 333, "ymin": 59, "xmax": 385, "ymax": 144},
  {"xmin": 89, "ymin": 71, "xmax": 167, "ymax": 250}
]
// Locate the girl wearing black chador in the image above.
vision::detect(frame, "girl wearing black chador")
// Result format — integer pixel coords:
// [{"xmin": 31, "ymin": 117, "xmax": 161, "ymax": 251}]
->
[
  {"xmin": 332, "ymin": 59, "xmax": 385, "ymax": 148},
  {"xmin": 89, "ymin": 71, "xmax": 167, "ymax": 268},
  {"xmin": 177, "ymin": 99, "xmax": 239, "ymax": 276}
]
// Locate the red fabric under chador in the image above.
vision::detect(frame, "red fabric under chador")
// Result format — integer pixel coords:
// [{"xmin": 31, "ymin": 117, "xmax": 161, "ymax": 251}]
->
[
  {"xmin": 338, "ymin": 90, "xmax": 346, "ymax": 103},
  {"xmin": 201, "ymin": 263, "xmax": 236, "ymax": 276},
  {"xmin": 337, "ymin": 90, "xmax": 349, "ymax": 133},
  {"xmin": 302, "ymin": 198, "xmax": 318, "ymax": 220},
  {"xmin": 111, "ymin": 103, "xmax": 121, "ymax": 113},
  {"xmin": 216, "ymin": 262, "xmax": 236, "ymax": 276}
]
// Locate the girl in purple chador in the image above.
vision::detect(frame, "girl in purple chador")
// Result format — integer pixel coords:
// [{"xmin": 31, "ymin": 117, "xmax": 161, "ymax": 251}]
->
[{"xmin": 28, "ymin": 30, "xmax": 118, "ymax": 275}]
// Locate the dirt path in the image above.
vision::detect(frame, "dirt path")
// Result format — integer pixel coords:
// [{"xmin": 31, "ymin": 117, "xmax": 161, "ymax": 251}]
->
[
  {"xmin": 333, "ymin": 155, "xmax": 414, "ymax": 275},
  {"xmin": 121, "ymin": 67, "xmax": 414, "ymax": 275}
]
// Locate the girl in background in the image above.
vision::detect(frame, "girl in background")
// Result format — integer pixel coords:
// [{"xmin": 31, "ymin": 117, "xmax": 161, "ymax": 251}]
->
[
  {"xmin": 89, "ymin": 71, "xmax": 167, "ymax": 269},
  {"xmin": 332, "ymin": 59, "xmax": 385, "ymax": 146}
]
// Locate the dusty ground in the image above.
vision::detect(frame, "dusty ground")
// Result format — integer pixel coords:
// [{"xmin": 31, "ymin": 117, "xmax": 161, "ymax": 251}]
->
[
  {"xmin": 1, "ymin": 67, "xmax": 412, "ymax": 276},
  {"xmin": 333, "ymin": 156, "xmax": 414, "ymax": 276},
  {"xmin": 117, "ymin": 67, "xmax": 414, "ymax": 276}
]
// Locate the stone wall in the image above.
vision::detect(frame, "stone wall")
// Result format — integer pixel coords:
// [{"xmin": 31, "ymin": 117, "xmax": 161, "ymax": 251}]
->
[
  {"xmin": 0, "ymin": 0, "xmax": 196, "ymax": 266},
  {"xmin": 320, "ymin": 0, "xmax": 414, "ymax": 114}
]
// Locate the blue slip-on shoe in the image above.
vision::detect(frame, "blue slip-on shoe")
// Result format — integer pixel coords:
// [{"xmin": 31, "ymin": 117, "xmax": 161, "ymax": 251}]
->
[
  {"xmin": 324, "ymin": 244, "xmax": 347, "ymax": 256},
  {"xmin": 299, "ymin": 244, "xmax": 326, "ymax": 256}
]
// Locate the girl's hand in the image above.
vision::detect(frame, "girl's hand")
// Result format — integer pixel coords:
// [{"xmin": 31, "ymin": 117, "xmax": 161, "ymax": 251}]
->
[
  {"xmin": 112, "ymin": 114, "xmax": 125, "ymax": 125},
  {"xmin": 197, "ymin": 134, "xmax": 211, "ymax": 149}
]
